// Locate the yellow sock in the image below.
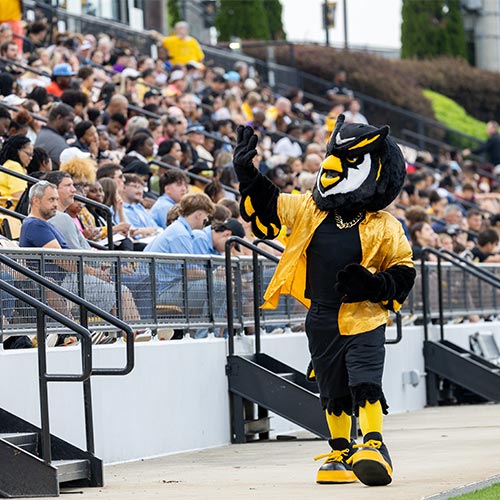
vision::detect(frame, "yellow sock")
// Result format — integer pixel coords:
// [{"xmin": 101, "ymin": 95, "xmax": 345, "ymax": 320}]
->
[
  {"xmin": 325, "ymin": 411, "xmax": 351, "ymax": 441},
  {"xmin": 358, "ymin": 400, "xmax": 383, "ymax": 436}
]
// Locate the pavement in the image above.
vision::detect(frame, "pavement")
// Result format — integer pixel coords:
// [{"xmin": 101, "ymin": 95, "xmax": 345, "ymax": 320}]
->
[{"xmin": 55, "ymin": 403, "xmax": 500, "ymax": 500}]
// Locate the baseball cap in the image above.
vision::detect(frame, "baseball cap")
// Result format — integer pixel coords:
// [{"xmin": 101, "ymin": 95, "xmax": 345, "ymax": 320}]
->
[
  {"xmin": 186, "ymin": 123, "xmax": 205, "ymax": 134},
  {"xmin": 144, "ymin": 89, "xmax": 161, "ymax": 99},
  {"xmin": 169, "ymin": 69, "xmax": 185, "ymax": 82},
  {"xmin": 52, "ymin": 63, "xmax": 75, "ymax": 77},
  {"xmin": 220, "ymin": 218, "xmax": 245, "ymax": 238},
  {"xmin": 59, "ymin": 147, "xmax": 91, "ymax": 164},
  {"xmin": 80, "ymin": 40, "xmax": 92, "ymax": 51},
  {"xmin": 121, "ymin": 67, "xmax": 140, "ymax": 79},
  {"xmin": 122, "ymin": 159, "xmax": 152, "ymax": 176},
  {"xmin": 2, "ymin": 94, "xmax": 26, "ymax": 106},
  {"xmin": 224, "ymin": 71, "xmax": 240, "ymax": 83}
]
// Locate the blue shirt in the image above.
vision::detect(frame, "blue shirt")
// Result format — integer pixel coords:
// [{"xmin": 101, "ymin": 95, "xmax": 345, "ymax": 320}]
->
[
  {"xmin": 19, "ymin": 217, "xmax": 69, "ymax": 283},
  {"xmin": 144, "ymin": 217, "xmax": 194, "ymax": 286},
  {"xmin": 150, "ymin": 194, "xmax": 175, "ymax": 229},
  {"xmin": 193, "ymin": 226, "xmax": 216, "ymax": 255},
  {"xmin": 123, "ymin": 202, "xmax": 160, "ymax": 231}
]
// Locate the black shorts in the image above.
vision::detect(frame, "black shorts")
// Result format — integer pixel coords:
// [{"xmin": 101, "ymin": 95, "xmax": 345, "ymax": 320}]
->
[{"xmin": 305, "ymin": 302, "xmax": 386, "ymax": 404}]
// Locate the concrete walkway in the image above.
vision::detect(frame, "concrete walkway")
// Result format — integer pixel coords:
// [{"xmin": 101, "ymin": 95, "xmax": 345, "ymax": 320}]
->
[{"xmin": 57, "ymin": 403, "xmax": 500, "ymax": 500}]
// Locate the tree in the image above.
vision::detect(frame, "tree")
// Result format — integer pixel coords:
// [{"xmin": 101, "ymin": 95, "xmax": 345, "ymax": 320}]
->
[
  {"xmin": 215, "ymin": 0, "xmax": 271, "ymax": 41},
  {"xmin": 266, "ymin": 0, "xmax": 286, "ymax": 40},
  {"xmin": 167, "ymin": 0, "xmax": 181, "ymax": 31},
  {"xmin": 401, "ymin": 0, "xmax": 467, "ymax": 60}
]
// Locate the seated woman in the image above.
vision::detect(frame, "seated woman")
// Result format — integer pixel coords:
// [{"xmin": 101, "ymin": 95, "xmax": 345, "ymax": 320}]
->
[
  {"xmin": 82, "ymin": 180, "xmax": 133, "ymax": 250},
  {"xmin": 14, "ymin": 147, "xmax": 53, "ymax": 215},
  {"xmin": 0, "ymin": 135, "xmax": 33, "ymax": 208}
]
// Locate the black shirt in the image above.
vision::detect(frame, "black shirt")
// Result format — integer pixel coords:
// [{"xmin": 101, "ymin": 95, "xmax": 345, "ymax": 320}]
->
[{"xmin": 305, "ymin": 212, "xmax": 362, "ymax": 307}]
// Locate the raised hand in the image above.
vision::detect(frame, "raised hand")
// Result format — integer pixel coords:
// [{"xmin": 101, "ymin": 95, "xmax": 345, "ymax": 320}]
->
[{"xmin": 233, "ymin": 125, "xmax": 259, "ymax": 184}]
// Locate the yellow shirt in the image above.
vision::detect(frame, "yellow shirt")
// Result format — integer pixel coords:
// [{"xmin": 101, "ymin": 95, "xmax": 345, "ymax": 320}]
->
[
  {"xmin": 162, "ymin": 35, "xmax": 204, "ymax": 65},
  {"xmin": 0, "ymin": 159, "xmax": 27, "ymax": 200},
  {"xmin": 0, "ymin": 0, "xmax": 21, "ymax": 21},
  {"xmin": 261, "ymin": 193, "xmax": 414, "ymax": 335}
]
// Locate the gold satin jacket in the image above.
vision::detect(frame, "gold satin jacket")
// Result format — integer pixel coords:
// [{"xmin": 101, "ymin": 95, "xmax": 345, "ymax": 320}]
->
[{"xmin": 261, "ymin": 193, "xmax": 414, "ymax": 335}]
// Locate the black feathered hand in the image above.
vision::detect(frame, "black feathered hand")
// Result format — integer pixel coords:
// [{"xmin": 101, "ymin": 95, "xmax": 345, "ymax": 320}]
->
[
  {"xmin": 336, "ymin": 263, "xmax": 395, "ymax": 303},
  {"xmin": 233, "ymin": 125, "xmax": 259, "ymax": 185}
]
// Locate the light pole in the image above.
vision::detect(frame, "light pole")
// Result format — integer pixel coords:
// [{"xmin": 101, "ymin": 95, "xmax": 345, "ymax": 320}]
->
[{"xmin": 343, "ymin": 0, "xmax": 348, "ymax": 49}]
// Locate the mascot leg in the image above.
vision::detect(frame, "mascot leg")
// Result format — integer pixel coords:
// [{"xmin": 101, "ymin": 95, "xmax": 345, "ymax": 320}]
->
[
  {"xmin": 315, "ymin": 409, "xmax": 357, "ymax": 484},
  {"xmin": 348, "ymin": 385, "xmax": 393, "ymax": 486}
]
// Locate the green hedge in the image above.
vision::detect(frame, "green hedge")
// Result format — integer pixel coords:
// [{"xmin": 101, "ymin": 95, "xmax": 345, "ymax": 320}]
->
[{"xmin": 423, "ymin": 89, "xmax": 487, "ymax": 141}]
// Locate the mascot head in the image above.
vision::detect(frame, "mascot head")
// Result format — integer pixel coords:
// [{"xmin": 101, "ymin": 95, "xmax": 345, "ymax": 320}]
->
[{"xmin": 312, "ymin": 114, "xmax": 406, "ymax": 213}]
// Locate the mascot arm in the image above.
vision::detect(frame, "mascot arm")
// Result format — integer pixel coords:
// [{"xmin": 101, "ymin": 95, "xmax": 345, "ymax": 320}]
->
[
  {"xmin": 336, "ymin": 263, "xmax": 416, "ymax": 310},
  {"xmin": 233, "ymin": 126, "xmax": 282, "ymax": 239}
]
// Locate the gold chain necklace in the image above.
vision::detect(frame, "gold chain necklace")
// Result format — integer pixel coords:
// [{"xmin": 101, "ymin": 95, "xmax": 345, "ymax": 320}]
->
[{"xmin": 334, "ymin": 210, "xmax": 365, "ymax": 229}]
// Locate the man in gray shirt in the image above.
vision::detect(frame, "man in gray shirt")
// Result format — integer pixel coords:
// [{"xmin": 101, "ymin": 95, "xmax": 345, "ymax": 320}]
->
[{"xmin": 35, "ymin": 103, "xmax": 74, "ymax": 168}]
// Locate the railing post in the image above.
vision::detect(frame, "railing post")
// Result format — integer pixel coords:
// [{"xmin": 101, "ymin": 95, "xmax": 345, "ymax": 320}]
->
[
  {"xmin": 421, "ymin": 251, "xmax": 429, "ymax": 341},
  {"xmin": 79, "ymin": 303, "xmax": 95, "ymax": 454},
  {"xmin": 436, "ymin": 255, "xmax": 444, "ymax": 341},
  {"xmin": 36, "ymin": 310, "xmax": 52, "ymax": 463},
  {"xmin": 252, "ymin": 251, "xmax": 262, "ymax": 354},
  {"xmin": 225, "ymin": 241, "xmax": 235, "ymax": 356}
]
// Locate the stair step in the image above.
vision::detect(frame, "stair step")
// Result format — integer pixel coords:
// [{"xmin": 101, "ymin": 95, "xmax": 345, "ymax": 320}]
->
[
  {"xmin": 0, "ymin": 432, "xmax": 38, "ymax": 454},
  {"xmin": 52, "ymin": 459, "xmax": 90, "ymax": 483}
]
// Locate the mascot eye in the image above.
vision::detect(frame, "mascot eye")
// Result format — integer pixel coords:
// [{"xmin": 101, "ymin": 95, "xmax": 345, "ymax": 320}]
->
[{"xmin": 346, "ymin": 156, "xmax": 358, "ymax": 164}]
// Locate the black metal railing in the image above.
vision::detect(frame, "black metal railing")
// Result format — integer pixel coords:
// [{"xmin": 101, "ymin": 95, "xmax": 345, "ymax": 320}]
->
[
  {"xmin": 421, "ymin": 248, "xmax": 500, "ymax": 342},
  {"xmin": 0, "ymin": 251, "xmax": 134, "ymax": 462}
]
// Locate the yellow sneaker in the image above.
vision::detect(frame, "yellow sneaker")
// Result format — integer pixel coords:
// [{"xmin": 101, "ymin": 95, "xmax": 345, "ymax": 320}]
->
[
  {"xmin": 314, "ymin": 438, "xmax": 357, "ymax": 484},
  {"xmin": 347, "ymin": 433, "xmax": 392, "ymax": 486}
]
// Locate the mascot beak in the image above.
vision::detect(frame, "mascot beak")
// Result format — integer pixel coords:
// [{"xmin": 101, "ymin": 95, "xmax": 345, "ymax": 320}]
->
[{"xmin": 319, "ymin": 155, "xmax": 344, "ymax": 189}]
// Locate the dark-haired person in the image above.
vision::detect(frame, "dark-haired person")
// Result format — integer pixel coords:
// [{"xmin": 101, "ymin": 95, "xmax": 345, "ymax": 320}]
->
[
  {"xmin": 123, "ymin": 132, "xmax": 155, "ymax": 164},
  {"xmin": 150, "ymin": 170, "xmax": 189, "ymax": 228},
  {"xmin": 14, "ymin": 147, "xmax": 52, "ymax": 215},
  {"xmin": 471, "ymin": 229, "xmax": 500, "ymax": 263},
  {"xmin": 73, "ymin": 120, "xmax": 99, "ymax": 158},
  {"xmin": 34, "ymin": 103, "xmax": 74, "ymax": 167},
  {"xmin": 0, "ymin": 105, "xmax": 11, "ymax": 143},
  {"xmin": 60, "ymin": 89, "xmax": 88, "ymax": 119},
  {"xmin": 0, "ymin": 134, "xmax": 32, "ymax": 205}
]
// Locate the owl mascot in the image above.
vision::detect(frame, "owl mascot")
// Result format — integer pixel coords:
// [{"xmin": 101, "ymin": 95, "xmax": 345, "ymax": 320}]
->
[{"xmin": 233, "ymin": 116, "xmax": 416, "ymax": 487}]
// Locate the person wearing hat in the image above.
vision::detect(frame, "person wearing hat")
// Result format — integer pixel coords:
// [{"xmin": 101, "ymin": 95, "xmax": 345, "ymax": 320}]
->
[
  {"xmin": 187, "ymin": 159, "xmax": 214, "ymax": 194},
  {"xmin": 165, "ymin": 69, "xmax": 187, "ymax": 98},
  {"xmin": 143, "ymin": 89, "xmax": 161, "ymax": 107},
  {"xmin": 137, "ymin": 68, "xmax": 158, "ymax": 102},
  {"xmin": 45, "ymin": 62, "xmax": 75, "ymax": 98},
  {"xmin": 193, "ymin": 217, "xmax": 244, "ymax": 256}
]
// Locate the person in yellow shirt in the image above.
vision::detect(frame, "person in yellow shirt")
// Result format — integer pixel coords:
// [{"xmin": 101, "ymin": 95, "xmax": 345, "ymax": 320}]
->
[
  {"xmin": 0, "ymin": 134, "xmax": 33, "ymax": 206},
  {"xmin": 0, "ymin": 0, "xmax": 23, "ymax": 52},
  {"xmin": 151, "ymin": 22, "xmax": 204, "ymax": 66}
]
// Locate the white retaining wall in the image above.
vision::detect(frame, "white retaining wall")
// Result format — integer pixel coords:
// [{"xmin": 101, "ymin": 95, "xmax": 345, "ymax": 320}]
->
[{"xmin": 1, "ymin": 322, "xmax": 497, "ymax": 464}]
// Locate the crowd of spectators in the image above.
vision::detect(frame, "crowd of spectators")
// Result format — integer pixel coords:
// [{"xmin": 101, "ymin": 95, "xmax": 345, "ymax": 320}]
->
[{"xmin": 1, "ymin": 11, "xmax": 500, "ymax": 344}]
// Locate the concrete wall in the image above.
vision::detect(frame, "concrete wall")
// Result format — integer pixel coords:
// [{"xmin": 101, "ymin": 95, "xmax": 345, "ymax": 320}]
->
[{"xmin": 4, "ymin": 321, "xmax": 492, "ymax": 464}]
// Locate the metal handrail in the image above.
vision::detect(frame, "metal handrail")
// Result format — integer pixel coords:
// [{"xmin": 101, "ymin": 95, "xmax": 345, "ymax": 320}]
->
[
  {"xmin": 0, "ymin": 253, "xmax": 134, "ymax": 375},
  {"xmin": 224, "ymin": 236, "xmax": 279, "ymax": 356},
  {"xmin": 0, "ymin": 165, "xmax": 114, "ymax": 249},
  {"xmin": 421, "ymin": 247, "xmax": 500, "ymax": 341},
  {"xmin": 0, "ymin": 278, "xmax": 93, "ymax": 463}
]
